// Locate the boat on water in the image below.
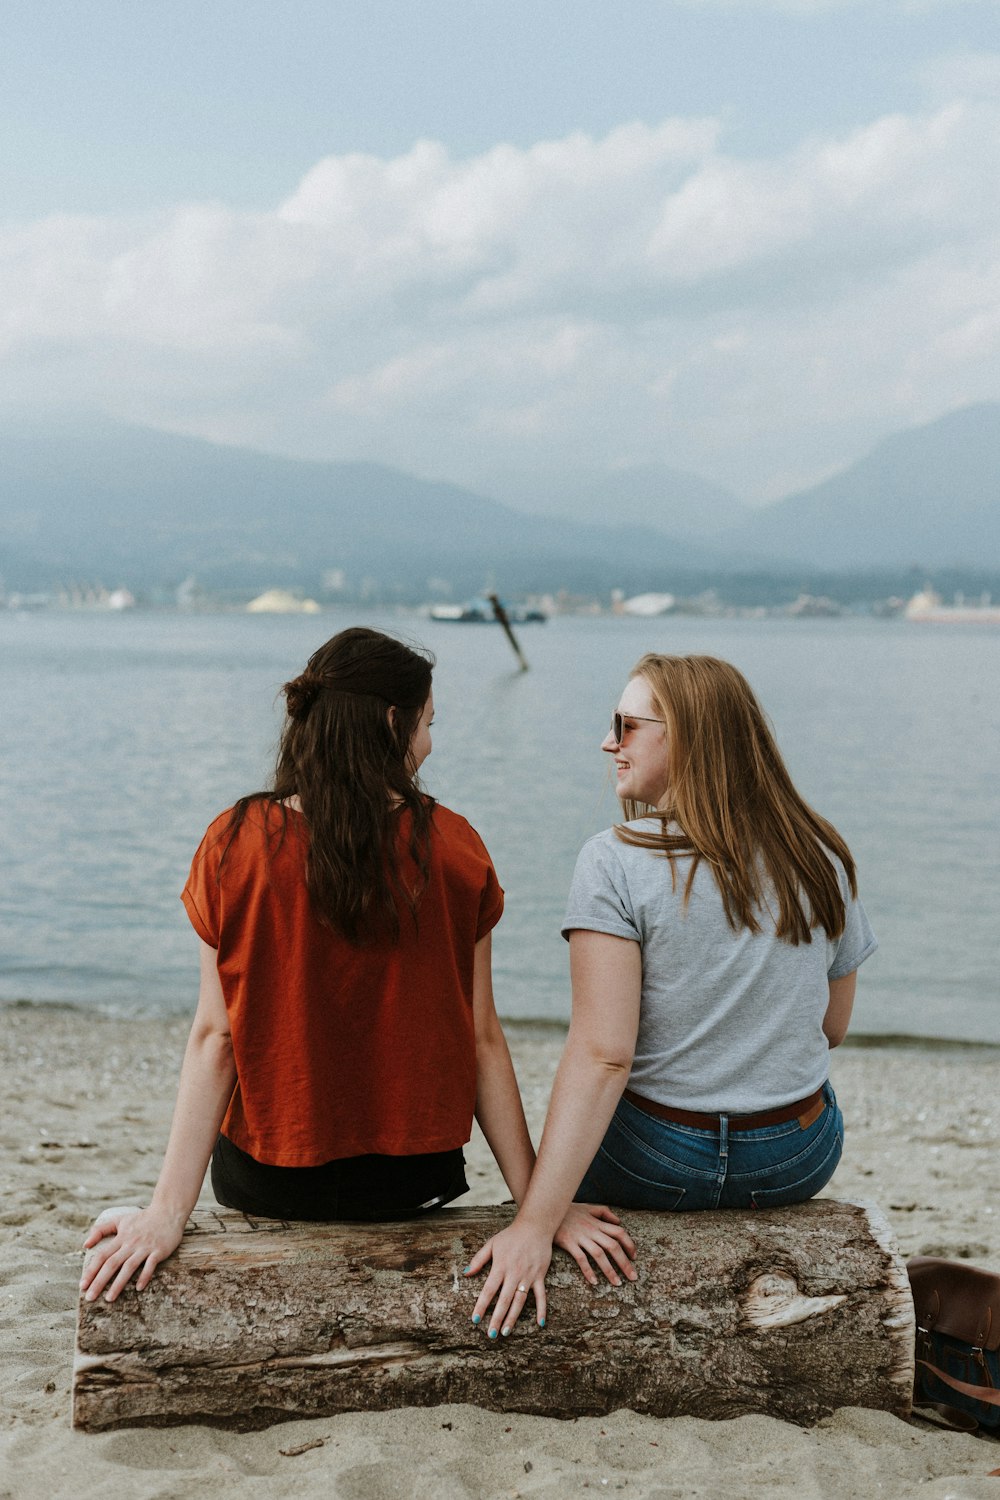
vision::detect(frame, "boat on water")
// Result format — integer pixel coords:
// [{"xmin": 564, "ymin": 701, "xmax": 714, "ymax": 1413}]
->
[
  {"xmin": 904, "ymin": 589, "xmax": 1000, "ymax": 624},
  {"xmin": 428, "ymin": 596, "xmax": 548, "ymax": 623}
]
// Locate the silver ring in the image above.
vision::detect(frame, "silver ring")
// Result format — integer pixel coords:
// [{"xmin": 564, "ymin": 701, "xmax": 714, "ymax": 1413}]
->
[{"xmin": 517, "ymin": 1283, "xmax": 528, "ymax": 1294}]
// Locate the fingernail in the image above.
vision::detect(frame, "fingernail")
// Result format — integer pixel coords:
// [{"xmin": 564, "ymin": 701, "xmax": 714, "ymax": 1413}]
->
[
  {"xmin": 463, "ymin": 1265, "xmax": 471, "ymax": 1275},
  {"xmin": 488, "ymin": 1328, "xmax": 498, "ymax": 1340},
  {"xmin": 538, "ymin": 1317, "xmax": 546, "ymax": 1328},
  {"xmin": 471, "ymin": 1313, "xmax": 481, "ymax": 1325},
  {"xmin": 501, "ymin": 1326, "xmax": 510, "ymax": 1337}
]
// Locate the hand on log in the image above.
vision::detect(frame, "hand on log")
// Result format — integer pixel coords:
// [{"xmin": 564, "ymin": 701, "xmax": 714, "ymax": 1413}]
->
[
  {"xmin": 465, "ymin": 1204, "xmax": 638, "ymax": 1337},
  {"xmin": 81, "ymin": 1203, "xmax": 188, "ymax": 1304},
  {"xmin": 75, "ymin": 1200, "xmax": 915, "ymax": 1432}
]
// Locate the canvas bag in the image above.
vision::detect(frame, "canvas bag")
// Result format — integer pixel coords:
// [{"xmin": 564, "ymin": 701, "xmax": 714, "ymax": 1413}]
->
[{"xmin": 909, "ymin": 1255, "xmax": 1000, "ymax": 1430}]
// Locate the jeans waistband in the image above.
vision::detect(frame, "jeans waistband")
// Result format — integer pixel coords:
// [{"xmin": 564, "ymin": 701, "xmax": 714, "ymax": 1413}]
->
[{"xmin": 622, "ymin": 1085, "xmax": 827, "ymax": 1133}]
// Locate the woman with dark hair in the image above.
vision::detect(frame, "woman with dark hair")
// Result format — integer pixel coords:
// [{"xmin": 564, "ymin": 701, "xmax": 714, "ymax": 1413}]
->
[
  {"xmin": 82, "ymin": 627, "xmax": 635, "ymax": 1305},
  {"xmin": 466, "ymin": 653, "xmax": 877, "ymax": 1335}
]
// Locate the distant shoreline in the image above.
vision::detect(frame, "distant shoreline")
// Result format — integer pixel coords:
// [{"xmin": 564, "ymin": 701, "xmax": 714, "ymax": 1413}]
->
[{"xmin": 3, "ymin": 993, "xmax": 999, "ymax": 1053}]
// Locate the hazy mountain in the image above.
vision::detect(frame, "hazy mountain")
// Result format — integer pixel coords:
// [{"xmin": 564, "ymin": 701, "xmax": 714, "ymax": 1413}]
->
[
  {"xmin": 505, "ymin": 463, "xmax": 748, "ymax": 541},
  {"xmin": 0, "ymin": 417, "xmax": 720, "ymax": 598},
  {"xmin": 739, "ymin": 404, "xmax": 1000, "ymax": 569},
  {"xmin": 3, "ymin": 404, "xmax": 998, "ymax": 600}
]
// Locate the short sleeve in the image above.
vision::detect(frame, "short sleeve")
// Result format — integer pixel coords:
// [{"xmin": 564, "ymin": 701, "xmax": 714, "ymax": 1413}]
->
[
  {"xmin": 561, "ymin": 834, "xmax": 641, "ymax": 944},
  {"xmin": 181, "ymin": 824, "xmax": 222, "ymax": 947},
  {"xmin": 827, "ymin": 864, "xmax": 878, "ymax": 978},
  {"xmin": 449, "ymin": 811, "xmax": 505, "ymax": 941},
  {"xmin": 476, "ymin": 858, "xmax": 504, "ymax": 940}
]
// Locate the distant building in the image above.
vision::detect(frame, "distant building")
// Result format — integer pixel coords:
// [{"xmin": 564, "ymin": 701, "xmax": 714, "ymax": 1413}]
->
[
  {"xmin": 786, "ymin": 593, "xmax": 841, "ymax": 617},
  {"xmin": 904, "ymin": 589, "xmax": 1000, "ymax": 623},
  {"xmin": 246, "ymin": 589, "xmax": 321, "ymax": 614},
  {"xmin": 617, "ymin": 592, "xmax": 676, "ymax": 617}
]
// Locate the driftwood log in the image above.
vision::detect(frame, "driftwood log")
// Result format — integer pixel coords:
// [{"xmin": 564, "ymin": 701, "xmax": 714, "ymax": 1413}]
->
[{"xmin": 74, "ymin": 1199, "xmax": 913, "ymax": 1432}]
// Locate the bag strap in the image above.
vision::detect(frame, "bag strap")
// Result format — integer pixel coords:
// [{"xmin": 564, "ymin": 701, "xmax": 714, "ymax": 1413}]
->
[
  {"xmin": 916, "ymin": 1357, "xmax": 1000, "ymax": 1409},
  {"xmin": 911, "ymin": 1400, "xmax": 980, "ymax": 1433}
]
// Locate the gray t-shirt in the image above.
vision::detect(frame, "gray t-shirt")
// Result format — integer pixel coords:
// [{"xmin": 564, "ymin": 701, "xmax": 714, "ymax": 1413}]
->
[{"xmin": 562, "ymin": 821, "xmax": 877, "ymax": 1113}]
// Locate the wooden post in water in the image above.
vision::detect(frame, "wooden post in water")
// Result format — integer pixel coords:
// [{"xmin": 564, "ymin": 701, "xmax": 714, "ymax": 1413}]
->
[{"xmin": 487, "ymin": 593, "xmax": 529, "ymax": 671}]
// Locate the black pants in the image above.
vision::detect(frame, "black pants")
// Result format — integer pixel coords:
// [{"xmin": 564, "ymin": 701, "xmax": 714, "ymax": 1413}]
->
[{"xmin": 211, "ymin": 1133, "xmax": 469, "ymax": 1222}]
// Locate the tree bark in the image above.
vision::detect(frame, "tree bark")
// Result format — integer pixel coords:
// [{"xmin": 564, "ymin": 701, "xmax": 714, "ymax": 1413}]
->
[{"xmin": 73, "ymin": 1198, "xmax": 914, "ymax": 1432}]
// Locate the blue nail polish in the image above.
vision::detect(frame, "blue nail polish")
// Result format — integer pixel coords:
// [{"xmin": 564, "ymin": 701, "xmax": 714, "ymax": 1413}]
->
[
  {"xmin": 463, "ymin": 1265, "xmax": 471, "ymax": 1275},
  {"xmin": 488, "ymin": 1328, "xmax": 498, "ymax": 1340},
  {"xmin": 538, "ymin": 1317, "xmax": 546, "ymax": 1328},
  {"xmin": 471, "ymin": 1313, "xmax": 481, "ymax": 1325}
]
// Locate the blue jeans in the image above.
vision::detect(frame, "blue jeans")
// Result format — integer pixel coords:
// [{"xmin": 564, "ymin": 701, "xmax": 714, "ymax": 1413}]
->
[{"xmin": 575, "ymin": 1082, "xmax": 843, "ymax": 1211}]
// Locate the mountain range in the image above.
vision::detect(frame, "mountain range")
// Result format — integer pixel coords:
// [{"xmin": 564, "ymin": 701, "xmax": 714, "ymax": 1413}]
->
[
  {"xmin": 733, "ymin": 404, "xmax": 1000, "ymax": 570},
  {"xmin": 1, "ymin": 403, "xmax": 998, "ymax": 599}
]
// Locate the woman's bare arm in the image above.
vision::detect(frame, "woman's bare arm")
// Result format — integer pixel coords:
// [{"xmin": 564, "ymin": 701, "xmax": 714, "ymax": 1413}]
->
[
  {"xmin": 465, "ymin": 929, "xmax": 641, "ymax": 1332},
  {"xmin": 471, "ymin": 931, "xmax": 537, "ymax": 1204},
  {"xmin": 824, "ymin": 971, "xmax": 857, "ymax": 1047},
  {"xmin": 80, "ymin": 939, "xmax": 237, "ymax": 1303}
]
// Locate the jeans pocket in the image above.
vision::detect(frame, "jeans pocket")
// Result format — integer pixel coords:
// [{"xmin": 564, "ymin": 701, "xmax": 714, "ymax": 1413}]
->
[
  {"xmin": 596, "ymin": 1149, "xmax": 688, "ymax": 1211},
  {"xmin": 748, "ymin": 1128, "xmax": 843, "ymax": 1209},
  {"xmin": 576, "ymin": 1142, "xmax": 689, "ymax": 1211}
]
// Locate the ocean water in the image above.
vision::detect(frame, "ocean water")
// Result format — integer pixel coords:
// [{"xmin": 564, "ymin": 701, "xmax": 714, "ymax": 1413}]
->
[{"xmin": 2, "ymin": 608, "xmax": 998, "ymax": 1042}]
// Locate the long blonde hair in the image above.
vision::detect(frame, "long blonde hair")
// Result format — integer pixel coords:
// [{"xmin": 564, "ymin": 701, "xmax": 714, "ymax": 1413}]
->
[{"xmin": 617, "ymin": 654, "xmax": 856, "ymax": 943}]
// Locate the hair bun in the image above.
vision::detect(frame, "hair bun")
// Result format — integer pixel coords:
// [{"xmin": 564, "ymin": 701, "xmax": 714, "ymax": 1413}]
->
[{"xmin": 283, "ymin": 671, "xmax": 325, "ymax": 719}]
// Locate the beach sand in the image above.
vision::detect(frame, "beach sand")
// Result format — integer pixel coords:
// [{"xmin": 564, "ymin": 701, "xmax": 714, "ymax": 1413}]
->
[{"xmin": 3, "ymin": 1006, "xmax": 1000, "ymax": 1499}]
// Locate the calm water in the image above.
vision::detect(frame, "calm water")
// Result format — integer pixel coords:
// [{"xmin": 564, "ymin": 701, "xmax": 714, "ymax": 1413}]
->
[{"xmin": 2, "ymin": 609, "xmax": 998, "ymax": 1041}]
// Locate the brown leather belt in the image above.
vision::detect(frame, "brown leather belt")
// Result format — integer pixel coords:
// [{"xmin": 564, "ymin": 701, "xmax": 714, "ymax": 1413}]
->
[{"xmin": 622, "ymin": 1086, "xmax": 827, "ymax": 1133}]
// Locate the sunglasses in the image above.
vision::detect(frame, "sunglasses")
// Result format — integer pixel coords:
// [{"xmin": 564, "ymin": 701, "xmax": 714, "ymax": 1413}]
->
[{"xmin": 611, "ymin": 712, "xmax": 664, "ymax": 744}]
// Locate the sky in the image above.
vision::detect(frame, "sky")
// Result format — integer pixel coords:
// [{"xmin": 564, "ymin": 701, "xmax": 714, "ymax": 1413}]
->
[{"xmin": 1, "ymin": 0, "xmax": 999, "ymax": 506}]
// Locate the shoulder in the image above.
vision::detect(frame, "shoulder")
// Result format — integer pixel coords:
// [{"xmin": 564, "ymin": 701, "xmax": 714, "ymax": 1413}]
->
[
  {"xmin": 577, "ymin": 826, "xmax": 623, "ymax": 864},
  {"xmin": 430, "ymin": 803, "xmax": 493, "ymax": 859},
  {"xmin": 191, "ymin": 805, "xmax": 237, "ymax": 858},
  {"xmin": 191, "ymin": 800, "xmax": 286, "ymax": 869},
  {"xmin": 571, "ymin": 826, "xmax": 634, "ymax": 893},
  {"xmin": 821, "ymin": 843, "xmax": 856, "ymax": 898},
  {"xmin": 576, "ymin": 819, "xmax": 663, "ymax": 872},
  {"xmin": 427, "ymin": 804, "xmax": 503, "ymax": 927}
]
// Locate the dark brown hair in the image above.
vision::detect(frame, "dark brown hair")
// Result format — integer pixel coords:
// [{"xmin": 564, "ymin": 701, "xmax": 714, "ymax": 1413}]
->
[
  {"xmin": 224, "ymin": 627, "xmax": 436, "ymax": 942},
  {"xmin": 616, "ymin": 653, "xmax": 856, "ymax": 943}
]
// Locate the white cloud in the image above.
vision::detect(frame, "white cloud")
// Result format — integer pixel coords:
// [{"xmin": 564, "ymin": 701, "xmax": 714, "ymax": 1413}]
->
[{"xmin": 0, "ymin": 101, "xmax": 998, "ymax": 500}]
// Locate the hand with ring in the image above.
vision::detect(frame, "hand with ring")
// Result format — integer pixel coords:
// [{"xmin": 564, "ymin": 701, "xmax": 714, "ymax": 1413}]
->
[
  {"xmin": 464, "ymin": 1220, "xmax": 554, "ymax": 1338},
  {"xmin": 465, "ymin": 1203, "xmax": 638, "ymax": 1338}
]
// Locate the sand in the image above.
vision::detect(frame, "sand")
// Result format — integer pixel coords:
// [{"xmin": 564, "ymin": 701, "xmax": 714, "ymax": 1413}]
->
[{"xmin": 3, "ymin": 1005, "xmax": 1000, "ymax": 1499}]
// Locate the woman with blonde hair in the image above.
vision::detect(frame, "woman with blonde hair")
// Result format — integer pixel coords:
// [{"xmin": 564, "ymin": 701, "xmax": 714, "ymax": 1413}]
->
[
  {"xmin": 466, "ymin": 653, "xmax": 876, "ymax": 1336},
  {"xmin": 81, "ymin": 627, "xmax": 634, "ymax": 1304}
]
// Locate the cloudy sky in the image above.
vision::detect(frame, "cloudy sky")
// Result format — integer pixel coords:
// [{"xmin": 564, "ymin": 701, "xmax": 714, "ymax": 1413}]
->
[{"xmin": 2, "ymin": 0, "xmax": 998, "ymax": 504}]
